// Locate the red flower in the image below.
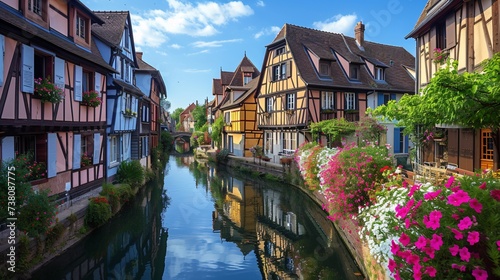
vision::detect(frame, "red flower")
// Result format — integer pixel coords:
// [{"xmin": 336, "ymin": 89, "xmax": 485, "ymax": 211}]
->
[{"xmin": 491, "ymin": 190, "xmax": 500, "ymax": 202}]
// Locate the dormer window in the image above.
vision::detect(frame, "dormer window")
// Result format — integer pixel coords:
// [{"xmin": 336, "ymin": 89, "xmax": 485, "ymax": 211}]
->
[
  {"xmin": 275, "ymin": 47, "xmax": 285, "ymax": 56},
  {"xmin": 243, "ymin": 72, "xmax": 252, "ymax": 85},
  {"xmin": 350, "ymin": 64, "xmax": 359, "ymax": 80},
  {"xmin": 319, "ymin": 62, "xmax": 330, "ymax": 76},
  {"xmin": 76, "ymin": 14, "xmax": 87, "ymax": 40},
  {"xmin": 375, "ymin": 67, "xmax": 385, "ymax": 81},
  {"xmin": 124, "ymin": 27, "xmax": 130, "ymax": 50}
]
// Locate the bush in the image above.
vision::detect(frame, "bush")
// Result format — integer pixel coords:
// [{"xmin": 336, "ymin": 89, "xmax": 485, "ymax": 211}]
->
[
  {"xmin": 18, "ymin": 190, "xmax": 56, "ymax": 237},
  {"xmin": 100, "ymin": 183, "xmax": 133, "ymax": 213},
  {"xmin": 85, "ymin": 196, "xmax": 112, "ymax": 228},
  {"xmin": 45, "ymin": 222, "xmax": 65, "ymax": 249},
  {"xmin": 0, "ymin": 157, "xmax": 36, "ymax": 220},
  {"xmin": 215, "ymin": 148, "xmax": 230, "ymax": 163},
  {"xmin": 116, "ymin": 160, "xmax": 144, "ymax": 189}
]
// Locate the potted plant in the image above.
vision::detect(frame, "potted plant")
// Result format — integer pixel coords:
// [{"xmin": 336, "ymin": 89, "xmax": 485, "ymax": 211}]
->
[
  {"xmin": 123, "ymin": 109, "xmax": 137, "ymax": 117},
  {"xmin": 34, "ymin": 77, "xmax": 64, "ymax": 103},
  {"xmin": 81, "ymin": 154, "xmax": 93, "ymax": 167},
  {"xmin": 82, "ymin": 90, "xmax": 102, "ymax": 107}
]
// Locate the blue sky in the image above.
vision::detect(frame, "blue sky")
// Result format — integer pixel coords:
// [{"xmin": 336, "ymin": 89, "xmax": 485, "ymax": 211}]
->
[{"xmin": 86, "ymin": 0, "xmax": 425, "ymax": 111}]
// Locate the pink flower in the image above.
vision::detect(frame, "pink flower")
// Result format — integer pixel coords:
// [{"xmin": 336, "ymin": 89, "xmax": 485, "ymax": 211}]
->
[
  {"xmin": 449, "ymin": 244, "xmax": 459, "ymax": 256},
  {"xmin": 399, "ymin": 233, "xmax": 411, "ymax": 247},
  {"xmin": 491, "ymin": 190, "xmax": 500, "ymax": 202},
  {"xmin": 469, "ymin": 198, "xmax": 482, "ymax": 213},
  {"xmin": 450, "ymin": 227, "xmax": 463, "ymax": 240},
  {"xmin": 388, "ymin": 259, "xmax": 397, "ymax": 273},
  {"xmin": 395, "ymin": 204, "xmax": 409, "ymax": 219},
  {"xmin": 430, "ymin": 234, "xmax": 443, "ymax": 251},
  {"xmin": 458, "ymin": 216, "xmax": 473, "ymax": 230},
  {"xmin": 423, "ymin": 210, "xmax": 442, "ymax": 230},
  {"xmin": 459, "ymin": 246, "xmax": 471, "ymax": 262},
  {"xmin": 445, "ymin": 176, "xmax": 455, "ymax": 188},
  {"xmin": 408, "ymin": 184, "xmax": 420, "ymax": 197},
  {"xmin": 423, "ymin": 246, "xmax": 435, "ymax": 259},
  {"xmin": 391, "ymin": 240, "xmax": 400, "ymax": 255},
  {"xmin": 424, "ymin": 189, "xmax": 441, "ymax": 200},
  {"xmin": 448, "ymin": 190, "xmax": 471, "ymax": 206},
  {"xmin": 496, "ymin": 240, "xmax": 500, "ymax": 251},
  {"xmin": 472, "ymin": 268, "xmax": 488, "ymax": 280},
  {"xmin": 467, "ymin": 231, "xmax": 480, "ymax": 245},
  {"xmin": 479, "ymin": 182, "xmax": 487, "ymax": 190},
  {"xmin": 425, "ymin": 266, "xmax": 437, "ymax": 277},
  {"xmin": 451, "ymin": 263, "xmax": 466, "ymax": 272},
  {"xmin": 415, "ymin": 236, "xmax": 427, "ymax": 249}
]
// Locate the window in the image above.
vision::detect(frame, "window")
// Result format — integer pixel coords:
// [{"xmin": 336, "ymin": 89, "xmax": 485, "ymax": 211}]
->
[
  {"xmin": 265, "ymin": 132, "xmax": 273, "ymax": 153},
  {"xmin": 82, "ymin": 70, "xmax": 94, "ymax": 93},
  {"xmin": 266, "ymin": 97, "xmax": 274, "ymax": 112},
  {"xmin": 34, "ymin": 52, "xmax": 53, "ymax": 80},
  {"xmin": 282, "ymin": 132, "xmax": 297, "ymax": 151},
  {"xmin": 383, "ymin": 94, "xmax": 390, "ymax": 105},
  {"xmin": 81, "ymin": 135, "xmax": 94, "ymax": 158},
  {"xmin": 76, "ymin": 14, "xmax": 87, "ymax": 40},
  {"xmin": 110, "ymin": 136, "xmax": 119, "ymax": 163},
  {"xmin": 125, "ymin": 93, "xmax": 132, "ymax": 110},
  {"xmin": 272, "ymin": 63, "xmax": 288, "ymax": 81},
  {"xmin": 142, "ymin": 105, "xmax": 150, "ymax": 122},
  {"xmin": 319, "ymin": 62, "xmax": 330, "ymax": 76},
  {"xmin": 436, "ymin": 21, "xmax": 446, "ymax": 50},
  {"xmin": 481, "ymin": 130, "xmax": 494, "ymax": 161},
  {"xmin": 141, "ymin": 136, "xmax": 149, "ymax": 158},
  {"xmin": 28, "ymin": 0, "xmax": 42, "ymax": 16},
  {"xmin": 375, "ymin": 67, "xmax": 385, "ymax": 80},
  {"xmin": 286, "ymin": 93, "xmax": 295, "ymax": 110},
  {"xmin": 349, "ymin": 64, "xmax": 359, "ymax": 80},
  {"xmin": 124, "ymin": 27, "xmax": 130, "ymax": 49},
  {"xmin": 321, "ymin": 91, "xmax": 335, "ymax": 109},
  {"xmin": 345, "ymin": 92, "xmax": 356, "ymax": 110},
  {"xmin": 243, "ymin": 72, "xmax": 252, "ymax": 85},
  {"xmin": 275, "ymin": 47, "xmax": 285, "ymax": 56},
  {"xmin": 224, "ymin": 112, "xmax": 230, "ymax": 124},
  {"xmin": 14, "ymin": 134, "xmax": 46, "ymax": 164},
  {"xmin": 124, "ymin": 62, "xmax": 130, "ymax": 82}
]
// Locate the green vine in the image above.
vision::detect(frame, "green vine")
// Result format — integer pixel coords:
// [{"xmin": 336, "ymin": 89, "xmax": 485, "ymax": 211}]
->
[{"xmin": 310, "ymin": 118, "xmax": 356, "ymax": 143}]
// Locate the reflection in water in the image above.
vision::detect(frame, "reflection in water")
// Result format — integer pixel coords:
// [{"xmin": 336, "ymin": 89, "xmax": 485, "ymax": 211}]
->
[{"xmin": 32, "ymin": 156, "xmax": 363, "ymax": 279}]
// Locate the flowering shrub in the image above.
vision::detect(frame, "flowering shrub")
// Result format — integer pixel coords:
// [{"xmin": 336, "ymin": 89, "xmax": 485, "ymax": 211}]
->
[
  {"xmin": 82, "ymin": 90, "xmax": 101, "ymax": 107},
  {"xmin": 319, "ymin": 143, "xmax": 392, "ymax": 221},
  {"xmin": 14, "ymin": 152, "xmax": 46, "ymax": 181},
  {"xmin": 34, "ymin": 77, "xmax": 64, "ymax": 103},
  {"xmin": 81, "ymin": 154, "xmax": 92, "ymax": 167},
  {"xmin": 250, "ymin": 145, "xmax": 263, "ymax": 158},
  {"xmin": 433, "ymin": 48, "xmax": 449, "ymax": 64},
  {"xmin": 85, "ymin": 196, "xmax": 112, "ymax": 228},
  {"xmin": 374, "ymin": 175, "xmax": 500, "ymax": 280},
  {"xmin": 18, "ymin": 190, "xmax": 57, "ymax": 237}
]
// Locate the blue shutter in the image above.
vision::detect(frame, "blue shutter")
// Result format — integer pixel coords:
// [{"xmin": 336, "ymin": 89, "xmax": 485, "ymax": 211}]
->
[
  {"xmin": 393, "ymin": 128, "xmax": 401, "ymax": 153},
  {"xmin": 0, "ymin": 35, "xmax": 4, "ymax": 87},
  {"xmin": 377, "ymin": 92, "xmax": 384, "ymax": 106},
  {"xmin": 404, "ymin": 135, "xmax": 409, "ymax": 153},
  {"xmin": 95, "ymin": 72, "xmax": 102, "ymax": 96},
  {"xmin": 54, "ymin": 57, "xmax": 65, "ymax": 90},
  {"xmin": 47, "ymin": 133, "xmax": 57, "ymax": 178},
  {"xmin": 21, "ymin": 44, "xmax": 34, "ymax": 93},
  {"xmin": 73, "ymin": 134, "xmax": 81, "ymax": 169},
  {"xmin": 74, "ymin": 65, "xmax": 82, "ymax": 101},
  {"xmin": 391, "ymin": 93, "xmax": 396, "ymax": 101},
  {"xmin": 93, "ymin": 133, "xmax": 100, "ymax": 165},
  {"xmin": 1, "ymin": 136, "xmax": 15, "ymax": 162}
]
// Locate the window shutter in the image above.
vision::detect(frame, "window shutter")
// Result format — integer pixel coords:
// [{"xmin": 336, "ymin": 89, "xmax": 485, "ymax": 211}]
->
[
  {"xmin": 377, "ymin": 92, "xmax": 384, "ymax": 106},
  {"xmin": 429, "ymin": 27, "xmax": 436, "ymax": 58},
  {"xmin": 286, "ymin": 61, "xmax": 292, "ymax": 78},
  {"xmin": 446, "ymin": 14, "xmax": 456, "ymax": 49},
  {"xmin": 1, "ymin": 136, "xmax": 15, "ymax": 162},
  {"xmin": 0, "ymin": 35, "xmax": 4, "ymax": 87},
  {"xmin": 74, "ymin": 65, "xmax": 82, "ymax": 101},
  {"xmin": 73, "ymin": 134, "xmax": 81, "ymax": 169},
  {"xmin": 21, "ymin": 44, "xmax": 34, "ymax": 93},
  {"xmin": 390, "ymin": 93, "xmax": 396, "ymax": 101},
  {"xmin": 47, "ymin": 133, "xmax": 57, "ymax": 178},
  {"xmin": 404, "ymin": 135, "xmax": 409, "ymax": 153},
  {"xmin": 95, "ymin": 72, "xmax": 102, "ymax": 96},
  {"xmin": 393, "ymin": 127, "xmax": 401, "ymax": 153},
  {"xmin": 93, "ymin": 133, "xmax": 100, "ymax": 165},
  {"xmin": 54, "ymin": 57, "xmax": 65, "ymax": 91}
]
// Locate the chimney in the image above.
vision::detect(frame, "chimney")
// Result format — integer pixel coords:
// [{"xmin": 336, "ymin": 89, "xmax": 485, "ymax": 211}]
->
[
  {"xmin": 354, "ymin": 21, "xmax": 365, "ymax": 47},
  {"xmin": 136, "ymin": 52, "xmax": 143, "ymax": 60}
]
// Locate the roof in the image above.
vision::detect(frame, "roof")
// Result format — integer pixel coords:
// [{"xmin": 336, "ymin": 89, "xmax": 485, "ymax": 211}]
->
[
  {"xmin": 181, "ymin": 103, "xmax": 197, "ymax": 116},
  {"xmin": 220, "ymin": 75, "xmax": 260, "ymax": 110},
  {"xmin": 228, "ymin": 55, "xmax": 261, "ymax": 87},
  {"xmin": 274, "ymin": 24, "xmax": 415, "ymax": 93},
  {"xmin": 406, "ymin": 0, "xmax": 458, "ymax": 38},
  {"xmin": 92, "ymin": 11, "xmax": 129, "ymax": 46},
  {"xmin": 212, "ymin": 78, "xmax": 223, "ymax": 96},
  {"xmin": 0, "ymin": 3, "xmax": 115, "ymax": 73},
  {"xmin": 113, "ymin": 79, "xmax": 143, "ymax": 95},
  {"xmin": 135, "ymin": 54, "xmax": 167, "ymax": 97}
]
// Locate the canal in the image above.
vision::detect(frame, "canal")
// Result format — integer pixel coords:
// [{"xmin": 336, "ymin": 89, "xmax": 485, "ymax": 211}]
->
[{"xmin": 31, "ymin": 155, "xmax": 363, "ymax": 279}]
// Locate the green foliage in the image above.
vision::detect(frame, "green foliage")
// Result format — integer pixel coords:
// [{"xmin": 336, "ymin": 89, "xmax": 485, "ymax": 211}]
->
[
  {"xmin": 0, "ymin": 159, "xmax": 33, "ymax": 220},
  {"xmin": 85, "ymin": 196, "xmax": 112, "ymax": 228},
  {"xmin": 68, "ymin": 213, "xmax": 78, "ymax": 224},
  {"xmin": 171, "ymin": 107, "xmax": 184, "ymax": 125},
  {"xmin": 100, "ymin": 183, "xmax": 133, "ymax": 213},
  {"xmin": 116, "ymin": 160, "xmax": 144, "ymax": 189},
  {"xmin": 45, "ymin": 222, "xmax": 65, "ymax": 249},
  {"xmin": 192, "ymin": 104, "xmax": 207, "ymax": 130},
  {"xmin": 355, "ymin": 116, "xmax": 387, "ymax": 145},
  {"xmin": 160, "ymin": 130, "xmax": 173, "ymax": 152},
  {"xmin": 191, "ymin": 130, "xmax": 208, "ymax": 148},
  {"xmin": 216, "ymin": 148, "xmax": 230, "ymax": 163},
  {"xmin": 18, "ymin": 190, "xmax": 57, "ymax": 237},
  {"xmin": 310, "ymin": 118, "xmax": 356, "ymax": 144},
  {"xmin": 211, "ymin": 114, "xmax": 224, "ymax": 149}
]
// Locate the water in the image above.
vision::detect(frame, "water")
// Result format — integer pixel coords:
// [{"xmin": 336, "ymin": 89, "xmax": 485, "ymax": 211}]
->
[{"xmin": 31, "ymin": 155, "xmax": 363, "ymax": 279}]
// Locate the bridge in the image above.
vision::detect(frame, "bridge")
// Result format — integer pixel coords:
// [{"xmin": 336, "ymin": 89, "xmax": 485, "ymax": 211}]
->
[
  {"xmin": 171, "ymin": 131, "xmax": 193, "ymax": 154},
  {"xmin": 171, "ymin": 131, "xmax": 192, "ymax": 138}
]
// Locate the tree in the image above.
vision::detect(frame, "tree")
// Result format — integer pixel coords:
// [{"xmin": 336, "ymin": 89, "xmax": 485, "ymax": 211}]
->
[
  {"xmin": 192, "ymin": 104, "xmax": 207, "ymax": 131},
  {"xmin": 211, "ymin": 115, "xmax": 224, "ymax": 149},
  {"xmin": 372, "ymin": 54, "xmax": 500, "ymax": 166},
  {"xmin": 171, "ymin": 107, "xmax": 184, "ymax": 126}
]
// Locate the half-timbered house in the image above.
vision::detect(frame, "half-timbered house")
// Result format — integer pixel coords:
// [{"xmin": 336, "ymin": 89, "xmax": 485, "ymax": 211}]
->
[
  {"xmin": 217, "ymin": 55, "xmax": 261, "ymax": 157},
  {"xmin": 92, "ymin": 11, "xmax": 142, "ymax": 181},
  {"xmin": 180, "ymin": 103, "xmax": 196, "ymax": 133},
  {"xmin": 135, "ymin": 52, "xmax": 167, "ymax": 168},
  {"xmin": 406, "ymin": 0, "xmax": 500, "ymax": 172},
  {"xmin": 0, "ymin": 0, "xmax": 114, "ymax": 198},
  {"xmin": 256, "ymin": 23, "xmax": 415, "ymax": 162}
]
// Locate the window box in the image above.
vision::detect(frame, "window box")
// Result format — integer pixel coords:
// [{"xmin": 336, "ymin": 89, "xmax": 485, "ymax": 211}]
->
[
  {"xmin": 285, "ymin": 110, "xmax": 295, "ymax": 115},
  {"xmin": 81, "ymin": 154, "xmax": 93, "ymax": 168},
  {"xmin": 34, "ymin": 77, "xmax": 64, "ymax": 104},
  {"xmin": 81, "ymin": 90, "xmax": 102, "ymax": 107},
  {"xmin": 123, "ymin": 109, "xmax": 137, "ymax": 118},
  {"xmin": 321, "ymin": 109, "xmax": 336, "ymax": 114}
]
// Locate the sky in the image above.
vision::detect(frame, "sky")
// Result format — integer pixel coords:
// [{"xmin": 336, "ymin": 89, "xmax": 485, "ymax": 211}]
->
[{"xmin": 85, "ymin": 0, "xmax": 426, "ymax": 111}]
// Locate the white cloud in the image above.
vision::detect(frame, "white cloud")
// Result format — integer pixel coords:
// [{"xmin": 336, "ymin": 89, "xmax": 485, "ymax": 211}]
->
[
  {"xmin": 183, "ymin": 68, "xmax": 212, "ymax": 73},
  {"xmin": 170, "ymin": 44, "xmax": 182, "ymax": 49},
  {"xmin": 254, "ymin": 26, "xmax": 281, "ymax": 39},
  {"xmin": 130, "ymin": 0, "xmax": 253, "ymax": 48},
  {"xmin": 156, "ymin": 50, "xmax": 168, "ymax": 56},
  {"xmin": 313, "ymin": 14, "xmax": 358, "ymax": 34},
  {"xmin": 187, "ymin": 50, "xmax": 210, "ymax": 56},
  {"xmin": 191, "ymin": 39, "xmax": 243, "ymax": 48},
  {"xmin": 256, "ymin": 0, "xmax": 265, "ymax": 7}
]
